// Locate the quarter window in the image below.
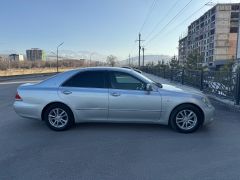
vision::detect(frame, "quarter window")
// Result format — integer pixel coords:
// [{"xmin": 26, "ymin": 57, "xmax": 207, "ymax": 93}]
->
[
  {"xmin": 110, "ymin": 72, "xmax": 145, "ymax": 90},
  {"xmin": 62, "ymin": 71, "xmax": 106, "ymax": 88}
]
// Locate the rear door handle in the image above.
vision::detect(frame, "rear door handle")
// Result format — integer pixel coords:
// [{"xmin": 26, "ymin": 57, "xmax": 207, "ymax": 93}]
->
[
  {"xmin": 62, "ymin": 90, "xmax": 72, "ymax": 95},
  {"xmin": 111, "ymin": 92, "xmax": 121, "ymax": 97}
]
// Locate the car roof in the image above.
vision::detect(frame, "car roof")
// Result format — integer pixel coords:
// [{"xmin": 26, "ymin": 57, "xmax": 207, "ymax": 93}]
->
[
  {"xmin": 65, "ymin": 67, "xmax": 138, "ymax": 75},
  {"xmin": 75, "ymin": 66, "xmax": 133, "ymax": 72},
  {"xmin": 36, "ymin": 67, "xmax": 150, "ymax": 88}
]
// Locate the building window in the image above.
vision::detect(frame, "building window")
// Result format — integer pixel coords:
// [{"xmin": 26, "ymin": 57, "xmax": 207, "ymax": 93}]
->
[
  {"xmin": 231, "ymin": 12, "xmax": 239, "ymax": 19},
  {"xmin": 230, "ymin": 27, "xmax": 238, "ymax": 33},
  {"xmin": 210, "ymin": 29, "xmax": 215, "ymax": 35},
  {"xmin": 209, "ymin": 56, "xmax": 213, "ymax": 62},
  {"xmin": 211, "ymin": 15, "xmax": 215, "ymax": 21},
  {"xmin": 231, "ymin": 20, "xmax": 239, "ymax": 27},
  {"xmin": 210, "ymin": 43, "xmax": 214, "ymax": 49},
  {"xmin": 211, "ymin": 7, "xmax": 216, "ymax": 14},
  {"xmin": 232, "ymin": 5, "xmax": 240, "ymax": 11}
]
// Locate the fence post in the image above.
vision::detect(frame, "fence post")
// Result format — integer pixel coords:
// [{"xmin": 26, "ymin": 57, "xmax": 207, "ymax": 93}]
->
[
  {"xmin": 235, "ymin": 71, "xmax": 240, "ymax": 105},
  {"xmin": 154, "ymin": 67, "xmax": 157, "ymax": 76},
  {"xmin": 200, "ymin": 70, "xmax": 204, "ymax": 91},
  {"xmin": 181, "ymin": 68, "xmax": 184, "ymax": 85},
  {"xmin": 170, "ymin": 68, "xmax": 173, "ymax": 81},
  {"xmin": 163, "ymin": 67, "xmax": 166, "ymax": 78}
]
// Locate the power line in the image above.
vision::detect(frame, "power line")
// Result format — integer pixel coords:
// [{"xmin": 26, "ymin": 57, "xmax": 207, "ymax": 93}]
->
[
  {"xmin": 147, "ymin": 0, "xmax": 213, "ymax": 46},
  {"xmin": 145, "ymin": 0, "xmax": 194, "ymax": 46},
  {"xmin": 144, "ymin": 0, "xmax": 179, "ymax": 41},
  {"xmin": 145, "ymin": 0, "xmax": 194, "ymax": 45},
  {"xmin": 129, "ymin": 0, "xmax": 157, "ymax": 61},
  {"xmin": 139, "ymin": 0, "xmax": 157, "ymax": 33},
  {"xmin": 159, "ymin": 0, "xmax": 212, "ymax": 38},
  {"xmin": 169, "ymin": 1, "xmax": 212, "ymax": 33}
]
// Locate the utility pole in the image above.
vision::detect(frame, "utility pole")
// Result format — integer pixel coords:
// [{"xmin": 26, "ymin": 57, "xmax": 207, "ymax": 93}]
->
[
  {"xmin": 142, "ymin": 47, "xmax": 145, "ymax": 67},
  {"xmin": 138, "ymin": 33, "xmax": 141, "ymax": 67},
  {"xmin": 8, "ymin": 59, "xmax": 11, "ymax": 70},
  {"xmin": 57, "ymin": 42, "xmax": 64, "ymax": 73},
  {"xmin": 89, "ymin": 53, "xmax": 94, "ymax": 67},
  {"xmin": 128, "ymin": 54, "xmax": 131, "ymax": 66},
  {"xmin": 136, "ymin": 33, "xmax": 144, "ymax": 67}
]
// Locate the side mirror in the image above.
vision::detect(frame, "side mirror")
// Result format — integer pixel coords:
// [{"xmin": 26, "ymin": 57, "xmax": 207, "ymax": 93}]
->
[
  {"xmin": 146, "ymin": 84, "xmax": 153, "ymax": 91},
  {"xmin": 156, "ymin": 82, "xmax": 163, "ymax": 88}
]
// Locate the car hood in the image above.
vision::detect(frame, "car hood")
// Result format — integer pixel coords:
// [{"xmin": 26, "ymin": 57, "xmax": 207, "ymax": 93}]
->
[{"xmin": 161, "ymin": 84, "xmax": 204, "ymax": 96}]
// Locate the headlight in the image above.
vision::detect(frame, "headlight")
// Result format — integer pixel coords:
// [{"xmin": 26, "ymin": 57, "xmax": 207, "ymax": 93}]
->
[{"xmin": 201, "ymin": 97, "xmax": 211, "ymax": 107}]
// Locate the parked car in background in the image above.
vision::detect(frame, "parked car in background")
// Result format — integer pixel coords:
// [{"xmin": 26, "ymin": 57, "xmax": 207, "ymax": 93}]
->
[{"xmin": 14, "ymin": 67, "xmax": 214, "ymax": 133}]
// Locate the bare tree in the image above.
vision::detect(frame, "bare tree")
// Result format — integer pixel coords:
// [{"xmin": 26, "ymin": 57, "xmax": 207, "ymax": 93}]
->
[{"xmin": 106, "ymin": 55, "xmax": 117, "ymax": 67}]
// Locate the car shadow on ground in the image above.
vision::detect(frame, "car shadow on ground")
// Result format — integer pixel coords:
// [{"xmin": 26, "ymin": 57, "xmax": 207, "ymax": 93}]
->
[
  {"xmin": 72, "ymin": 121, "xmax": 212, "ymax": 135},
  {"xmin": 13, "ymin": 117, "xmax": 213, "ymax": 137}
]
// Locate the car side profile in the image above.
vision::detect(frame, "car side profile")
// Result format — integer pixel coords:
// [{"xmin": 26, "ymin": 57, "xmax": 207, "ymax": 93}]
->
[{"xmin": 14, "ymin": 67, "xmax": 215, "ymax": 133}]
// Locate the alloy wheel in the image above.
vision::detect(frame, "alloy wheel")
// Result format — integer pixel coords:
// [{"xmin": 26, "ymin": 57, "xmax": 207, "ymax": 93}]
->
[
  {"xmin": 175, "ymin": 109, "xmax": 198, "ymax": 130},
  {"xmin": 48, "ymin": 108, "xmax": 69, "ymax": 128}
]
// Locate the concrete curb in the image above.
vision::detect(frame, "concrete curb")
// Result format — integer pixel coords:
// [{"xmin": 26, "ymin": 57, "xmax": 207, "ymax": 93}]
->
[{"xmin": 207, "ymin": 95, "xmax": 240, "ymax": 112}]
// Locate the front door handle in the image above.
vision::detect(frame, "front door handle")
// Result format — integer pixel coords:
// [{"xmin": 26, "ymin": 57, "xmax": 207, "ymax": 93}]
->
[
  {"xmin": 111, "ymin": 92, "xmax": 121, "ymax": 97},
  {"xmin": 62, "ymin": 90, "xmax": 72, "ymax": 95}
]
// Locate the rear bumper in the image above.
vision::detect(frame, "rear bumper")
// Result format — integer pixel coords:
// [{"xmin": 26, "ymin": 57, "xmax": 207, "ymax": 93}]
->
[{"xmin": 13, "ymin": 101, "xmax": 42, "ymax": 120}]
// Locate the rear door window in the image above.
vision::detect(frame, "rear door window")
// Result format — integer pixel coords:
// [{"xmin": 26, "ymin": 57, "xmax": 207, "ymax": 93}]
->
[{"xmin": 62, "ymin": 71, "xmax": 106, "ymax": 88}]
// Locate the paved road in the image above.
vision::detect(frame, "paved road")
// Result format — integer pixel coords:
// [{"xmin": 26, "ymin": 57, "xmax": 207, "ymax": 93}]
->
[{"xmin": 0, "ymin": 76, "xmax": 240, "ymax": 180}]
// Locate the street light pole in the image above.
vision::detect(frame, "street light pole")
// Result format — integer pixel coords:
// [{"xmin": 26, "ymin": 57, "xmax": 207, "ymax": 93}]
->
[
  {"xmin": 89, "ymin": 53, "xmax": 94, "ymax": 67},
  {"xmin": 142, "ymin": 47, "xmax": 145, "ymax": 67},
  {"xmin": 57, "ymin": 42, "xmax": 64, "ymax": 73}
]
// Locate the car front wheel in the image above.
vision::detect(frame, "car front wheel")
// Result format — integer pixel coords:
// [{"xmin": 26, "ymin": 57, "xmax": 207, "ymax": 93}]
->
[
  {"xmin": 43, "ymin": 104, "xmax": 74, "ymax": 131},
  {"xmin": 170, "ymin": 104, "xmax": 203, "ymax": 133}
]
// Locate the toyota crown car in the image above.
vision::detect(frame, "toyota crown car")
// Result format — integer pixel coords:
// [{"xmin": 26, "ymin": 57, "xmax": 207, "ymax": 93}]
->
[{"xmin": 13, "ymin": 67, "xmax": 215, "ymax": 133}]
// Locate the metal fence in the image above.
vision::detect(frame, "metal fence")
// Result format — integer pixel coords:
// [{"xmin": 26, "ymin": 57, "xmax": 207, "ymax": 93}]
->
[{"xmin": 140, "ymin": 67, "xmax": 240, "ymax": 105}]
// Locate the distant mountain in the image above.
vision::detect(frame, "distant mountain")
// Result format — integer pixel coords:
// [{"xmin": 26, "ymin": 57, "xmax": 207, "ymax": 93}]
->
[
  {"xmin": 46, "ymin": 50, "xmax": 107, "ymax": 61},
  {"xmin": 120, "ymin": 55, "xmax": 171, "ymax": 66}
]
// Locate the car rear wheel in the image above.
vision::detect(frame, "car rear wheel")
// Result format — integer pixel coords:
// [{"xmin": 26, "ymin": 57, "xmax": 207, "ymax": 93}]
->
[
  {"xmin": 170, "ymin": 104, "xmax": 203, "ymax": 133},
  {"xmin": 43, "ymin": 104, "xmax": 74, "ymax": 131}
]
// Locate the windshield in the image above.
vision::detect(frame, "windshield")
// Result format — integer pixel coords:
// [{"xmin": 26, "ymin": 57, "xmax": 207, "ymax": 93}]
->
[
  {"xmin": 132, "ymin": 70, "xmax": 162, "ymax": 88},
  {"xmin": 132, "ymin": 71, "xmax": 154, "ymax": 83}
]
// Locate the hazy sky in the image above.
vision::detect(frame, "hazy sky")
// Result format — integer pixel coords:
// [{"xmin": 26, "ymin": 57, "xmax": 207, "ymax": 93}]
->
[{"xmin": 0, "ymin": 0, "xmax": 239, "ymax": 60}]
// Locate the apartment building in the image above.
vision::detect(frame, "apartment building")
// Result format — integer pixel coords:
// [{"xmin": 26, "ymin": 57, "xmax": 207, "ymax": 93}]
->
[
  {"xmin": 26, "ymin": 48, "xmax": 46, "ymax": 61},
  {"xmin": 178, "ymin": 3, "xmax": 240, "ymax": 69},
  {"xmin": 9, "ymin": 54, "xmax": 24, "ymax": 61},
  {"xmin": 238, "ymin": 29, "xmax": 240, "ymax": 61}
]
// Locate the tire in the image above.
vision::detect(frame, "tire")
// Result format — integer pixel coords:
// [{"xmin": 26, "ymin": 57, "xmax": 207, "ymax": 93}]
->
[
  {"xmin": 43, "ymin": 103, "xmax": 74, "ymax": 131},
  {"xmin": 169, "ymin": 104, "xmax": 203, "ymax": 133}
]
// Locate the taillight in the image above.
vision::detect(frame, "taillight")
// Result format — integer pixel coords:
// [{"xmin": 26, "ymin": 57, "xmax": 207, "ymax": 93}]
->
[{"xmin": 15, "ymin": 92, "xmax": 22, "ymax": 101}]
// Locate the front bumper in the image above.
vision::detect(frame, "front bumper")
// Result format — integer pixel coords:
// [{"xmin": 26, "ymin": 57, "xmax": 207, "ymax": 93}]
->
[{"xmin": 203, "ymin": 105, "xmax": 215, "ymax": 125}]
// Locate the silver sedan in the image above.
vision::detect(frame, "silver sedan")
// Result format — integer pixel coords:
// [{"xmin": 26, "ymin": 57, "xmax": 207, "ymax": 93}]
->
[{"xmin": 13, "ymin": 67, "xmax": 214, "ymax": 133}]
